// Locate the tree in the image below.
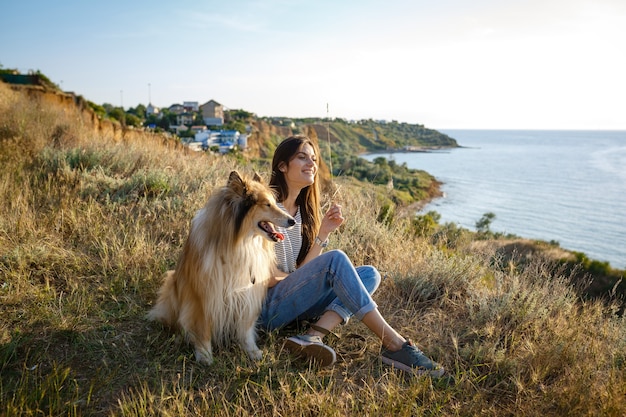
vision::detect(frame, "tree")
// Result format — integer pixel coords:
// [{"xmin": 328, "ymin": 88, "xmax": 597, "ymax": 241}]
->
[
  {"xmin": 224, "ymin": 120, "xmax": 247, "ymax": 133},
  {"xmin": 88, "ymin": 101, "xmax": 106, "ymax": 118},
  {"xmin": 226, "ymin": 109, "xmax": 254, "ymax": 121},
  {"xmin": 412, "ymin": 211, "xmax": 441, "ymax": 237},
  {"xmin": 476, "ymin": 212, "xmax": 496, "ymax": 234},
  {"xmin": 108, "ymin": 107, "xmax": 126, "ymax": 125},
  {"xmin": 125, "ymin": 113, "xmax": 142, "ymax": 128},
  {"xmin": 127, "ymin": 104, "xmax": 147, "ymax": 118}
]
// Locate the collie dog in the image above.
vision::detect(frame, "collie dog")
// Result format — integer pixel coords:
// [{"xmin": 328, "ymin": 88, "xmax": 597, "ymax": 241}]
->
[{"xmin": 148, "ymin": 171, "xmax": 295, "ymax": 364}]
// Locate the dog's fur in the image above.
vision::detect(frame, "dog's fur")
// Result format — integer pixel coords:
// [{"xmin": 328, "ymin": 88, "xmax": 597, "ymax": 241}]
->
[{"xmin": 148, "ymin": 170, "xmax": 295, "ymax": 364}]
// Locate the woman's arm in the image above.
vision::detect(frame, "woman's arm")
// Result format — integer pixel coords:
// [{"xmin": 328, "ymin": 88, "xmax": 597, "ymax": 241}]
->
[
  {"xmin": 299, "ymin": 203, "xmax": 344, "ymax": 266},
  {"xmin": 267, "ymin": 266, "xmax": 288, "ymax": 288},
  {"xmin": 269, "ymin": 203, "xmax": 344, "ymax": 285}
]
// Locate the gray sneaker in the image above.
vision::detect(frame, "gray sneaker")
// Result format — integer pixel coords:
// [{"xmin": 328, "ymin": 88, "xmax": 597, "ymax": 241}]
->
[
  {"xmin": 381, "ymin": 340, "xmax": 445, "ymax": 377},
  {"xmin": 284, "ymin": 334, "xmax": 336, "ymax": 367}
]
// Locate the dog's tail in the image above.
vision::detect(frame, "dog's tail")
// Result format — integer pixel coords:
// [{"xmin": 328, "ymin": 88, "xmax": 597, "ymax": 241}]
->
[{"xmin": 147, "ymin": 270, "xmax": 178, "ymax": 326}]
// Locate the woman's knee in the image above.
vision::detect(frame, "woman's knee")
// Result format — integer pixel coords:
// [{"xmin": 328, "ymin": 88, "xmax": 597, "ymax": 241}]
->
[
  {"xmin": 357, "ymin": 265, "xmax": 381, "ymax": 294},
  {"xmin": 326, "ymin": 249, "xmax": 349, "ymax": 264},
  {"xmin": 325, "ymin": 250, "xmax": 381, "ymax": 293}
]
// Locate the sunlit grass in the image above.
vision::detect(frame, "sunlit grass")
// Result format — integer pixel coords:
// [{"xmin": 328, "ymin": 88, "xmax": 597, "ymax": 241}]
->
[{"xmin": 1, "ymin": 82, "xmax": 625, "ymax": 416}]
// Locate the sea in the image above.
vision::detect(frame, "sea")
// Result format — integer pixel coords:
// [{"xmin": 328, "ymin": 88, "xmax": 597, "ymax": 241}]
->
[{"xmin": 363, "ymin": 130, "xmax": 626, "ymax": 270}]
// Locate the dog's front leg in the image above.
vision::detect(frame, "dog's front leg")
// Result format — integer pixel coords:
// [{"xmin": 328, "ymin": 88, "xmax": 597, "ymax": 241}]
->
[
  {"xmin": 194, "ymin": 340, "xmax": 214, "ymax": 365},
  {"xmin": 240, "ymin": 326, "xmax": 262, "ymax": 361}
]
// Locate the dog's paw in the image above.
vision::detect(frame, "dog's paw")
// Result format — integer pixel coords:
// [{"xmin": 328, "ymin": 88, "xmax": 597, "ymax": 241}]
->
[
  {"xmin": 194, "ymin": 349, "xmax": 214, "ymax": 365},
  {"xmin": 247, "ymin": 348, "xmax": 263, "ymax": 361}
]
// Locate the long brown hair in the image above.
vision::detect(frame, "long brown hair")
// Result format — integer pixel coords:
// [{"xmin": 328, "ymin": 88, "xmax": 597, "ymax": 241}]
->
[{"xmin": 270, "ymin": 135, "xmax": 321, "ymax": 266}]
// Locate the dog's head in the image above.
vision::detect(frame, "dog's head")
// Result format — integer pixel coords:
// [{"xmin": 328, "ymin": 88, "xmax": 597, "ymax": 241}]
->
[{"xmin": 227, "ymin": 170, "xmax": 295, "ymax": 242}]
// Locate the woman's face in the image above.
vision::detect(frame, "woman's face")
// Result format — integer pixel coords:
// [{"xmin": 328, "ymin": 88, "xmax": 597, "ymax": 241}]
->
[{"xmin": 282, "ymin": 143, "xmax": 317, "ymax": 189}]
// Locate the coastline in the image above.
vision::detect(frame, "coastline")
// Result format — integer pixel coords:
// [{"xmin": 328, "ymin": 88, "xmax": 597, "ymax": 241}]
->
[
  {"xmin": 361, "ymin": 145, "xmax": 461, "ymax": 155},
  {"xmin": 365, "ymin": 130, "xmax": 626, "ymax": 272},
  {"xmin": 395, "ymin": 179, "xmax": 444, "ymax": 218}
]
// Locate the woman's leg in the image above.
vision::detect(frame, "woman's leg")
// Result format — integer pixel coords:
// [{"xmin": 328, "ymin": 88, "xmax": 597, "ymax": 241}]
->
[
  {"xmin": 259, "ymin": 250, "xmax": 380, "ymax": 331},
  {"xmin": 360, "ymin": 309, "xmax": 405, "ymax": 350},
  {"xmin": 309, "ymin": 296, "xmax": 444, "ymax": 377},
  {"xmin": 306, "ymin": 266, "xmax": 384, "ymax": 337},
  {"xmin": 307, "ymin": 289, "xmax": 405, "ymax": 351},
  {"xmin": 263, "ymin": 250, "xmax": 444, "ymax": 375}
]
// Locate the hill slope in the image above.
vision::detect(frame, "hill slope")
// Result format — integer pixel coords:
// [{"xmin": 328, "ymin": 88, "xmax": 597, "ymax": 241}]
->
[{"xmin": 1, "ymin": 81, "xmax": 625, "ymax": 416}]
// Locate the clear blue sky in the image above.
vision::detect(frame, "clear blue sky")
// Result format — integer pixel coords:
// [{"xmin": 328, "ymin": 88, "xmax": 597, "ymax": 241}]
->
[{"xmin": 2, "ymin": 0, "xmax": 625, "ymax": 129}]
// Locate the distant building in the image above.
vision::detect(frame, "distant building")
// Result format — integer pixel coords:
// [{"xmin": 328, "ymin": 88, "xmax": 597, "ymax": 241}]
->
[
  {"xmin": 171, "ymin": 125, "xmax": 189, "ymax": 135},
  {"xmin": 146, "ymin": 103, "xmax": 160, "ymax": 117},
  {"xmin": 193, "ymin": 129, "xmax": 247, "ymax": 153},
  {"xmin": 200, "ymin": 99, "xmax": 224, "ymax": 126},
  {"xmin": 183, "ymin": 101, "xmax": 199, "ymax": 112},
  {"xmin": 271, "ymin": 118, "xmax": 295, "ymax": 128},
  {"xmin": 190, "ymin": 125, "xmax": 207, "ymax": 134},
  {"xmin": 168, "ymin": 104, "xmax": 184, "ymax": 115},
  {"xmin": 176, "ymin": 112, "xmax": 194, "ymax": 126}
]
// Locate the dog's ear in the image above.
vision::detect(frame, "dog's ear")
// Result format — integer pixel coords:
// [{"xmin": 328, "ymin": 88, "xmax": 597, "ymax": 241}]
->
[
  {"xmin": 228, "ymin": 171, "xmax": 245, "ymax": 195},
  {"xmin": 252, "ymin": 172, "xmax": 262, "ymax": 183},
  {"xmin": 228, "ymin": 170, "xmax": 256, "ymax": 204},
  {"xmin": 228, "ymin": 170, "xmax": 242, "ymax": 184}
]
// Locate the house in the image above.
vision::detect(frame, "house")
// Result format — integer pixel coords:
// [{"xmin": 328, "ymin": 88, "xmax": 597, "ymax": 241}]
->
[
  {"xmin": 176, "ymin": 112, "xmax": 195, "ymax": 126},
  {"xmin": 168, "ymin": 104, "xmax": 184, "ymax": 115},
  {"xmin": 190, "ymin": 125, "xmax": 207, "ymax": 134},
  {"xmin": 171, "ymin": 125, "xmax": 189, "ymax": 135},
  {"xmin": 183, "ymin": 101, "xmax": 199, "ymax": 112},
  {"xmin": 219, "ymin": 141, "xmax": 236, "ymax": 154},
  {"xmin": 186, "ymin": 142, "xmax": 203, "ymax": 152},
  {"xmin": 146, "ymin": 103, "xmax": 160, "ymax": 117},
  {"xmin": 193, "ymin": 129, "xmax": 248, "ymax": 153},
  {"xmin": 200, "ymin": 99, "xmax": 224, "ymax": 126}
]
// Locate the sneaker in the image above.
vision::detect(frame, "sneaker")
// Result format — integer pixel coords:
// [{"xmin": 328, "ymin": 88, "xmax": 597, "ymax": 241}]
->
[
  {"xmin": 381, "ymin": 340, "xmax": 445, "ymax": 377},
  {"xmin": 284, "ymin": 334, "xmax": 337, "ymax": 367}
]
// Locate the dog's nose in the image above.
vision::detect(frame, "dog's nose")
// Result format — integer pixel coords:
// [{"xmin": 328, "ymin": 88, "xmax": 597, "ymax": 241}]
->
[{"xmin": 288, "ymin": 218, "xmax": 296, "ymax": 227}]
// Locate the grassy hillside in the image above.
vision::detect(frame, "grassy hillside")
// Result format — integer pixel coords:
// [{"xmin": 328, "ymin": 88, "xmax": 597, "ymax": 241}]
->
[
  {"xmin": 300, "ymin": 119, "xmax": 458, "ymax": 155},
  {"xmin": 242, "ymin": 118, "xmax": 451, "ymax": 207},
  {"xmin": 1, "ymin": 82, "xmax": 625, "ymax": 416}
]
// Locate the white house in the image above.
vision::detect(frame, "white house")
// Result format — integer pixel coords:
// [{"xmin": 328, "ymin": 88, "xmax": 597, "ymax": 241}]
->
[
  {"xmin": 183, "ymin": 101, "xmax": 199, "ymax": 112},
  {"xmin": 193, "ymin": 129, "xmax": 248, "ymax": 153},
  {"xmin": 146, "ymin": 103, "xmax": 160, "ymax": 117}
]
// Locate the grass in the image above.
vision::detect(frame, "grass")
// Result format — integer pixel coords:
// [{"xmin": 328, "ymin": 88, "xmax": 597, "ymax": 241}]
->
[{"xmin": 1, "ymin": 82, "xmax": 625, "ymax": 416}]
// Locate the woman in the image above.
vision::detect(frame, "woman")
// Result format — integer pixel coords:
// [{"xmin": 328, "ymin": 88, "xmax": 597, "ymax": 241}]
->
[{"xmin": 258, "ymin": 135, "xmax": 444, "ymax": 377}]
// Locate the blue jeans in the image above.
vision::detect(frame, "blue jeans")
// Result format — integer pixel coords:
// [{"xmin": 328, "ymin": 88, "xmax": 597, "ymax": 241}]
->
[{"xmin": 259, "ymin": 250, "xmax": 381, "ymax": 331}]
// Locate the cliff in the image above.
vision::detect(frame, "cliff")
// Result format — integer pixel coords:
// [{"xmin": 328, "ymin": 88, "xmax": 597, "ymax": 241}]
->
[
  {"xmin": 2, "ymin": 81, "xmax": 449, "ymax": 205},
  {"xmin": 4, "ymin": 83, "xmax": 183, "ymax": 149}
]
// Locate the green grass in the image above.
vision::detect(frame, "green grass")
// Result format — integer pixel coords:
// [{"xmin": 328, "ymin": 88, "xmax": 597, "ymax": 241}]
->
[{"xmin": 1, "ymin": 82, "xmax": 625, "ymax": 416}]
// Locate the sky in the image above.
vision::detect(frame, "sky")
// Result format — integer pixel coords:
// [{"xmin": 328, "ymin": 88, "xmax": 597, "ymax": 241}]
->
[{"xmin": 2, "ymin": 0, "xmax": 625, "ymax": 130}]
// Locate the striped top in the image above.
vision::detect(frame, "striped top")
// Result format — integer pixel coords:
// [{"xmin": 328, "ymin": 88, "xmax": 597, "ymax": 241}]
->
[{"xmin": 275, "ymin": 202, "xmax": 302, "ymax": 273}]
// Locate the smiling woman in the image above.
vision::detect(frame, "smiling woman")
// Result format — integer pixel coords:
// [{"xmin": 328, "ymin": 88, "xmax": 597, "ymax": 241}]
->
[
  {"xmin": 2, "ymin": 80, "xmax": 625, "ymax": 415},
  {"xmin": 257, "ymin": 134, "xmax": 445, "ymax": 376}
]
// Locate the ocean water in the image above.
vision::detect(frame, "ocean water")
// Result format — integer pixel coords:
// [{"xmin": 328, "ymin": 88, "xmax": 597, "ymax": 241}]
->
[{"xmin": 364, "ymin": 130, "xmax": 626, "ymax": 269}]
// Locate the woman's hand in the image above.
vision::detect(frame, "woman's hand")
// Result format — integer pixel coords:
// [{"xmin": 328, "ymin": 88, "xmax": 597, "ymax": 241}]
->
[
  {"xmin": 268, "ymin": 268, "xmax": 289, "ymax": 288},
  {"xmin": 299, "ymin": 203, "xmax": 344, "ymax": 266},
  {"xmin": 319, "ymin": 203, "xmax": 344, "ymax": 238}
]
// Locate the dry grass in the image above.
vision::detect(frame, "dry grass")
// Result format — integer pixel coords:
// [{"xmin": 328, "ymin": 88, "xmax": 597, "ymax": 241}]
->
[{"xmin": 1, "ymin": 82, "xmax": 625, "ymax": 416}]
